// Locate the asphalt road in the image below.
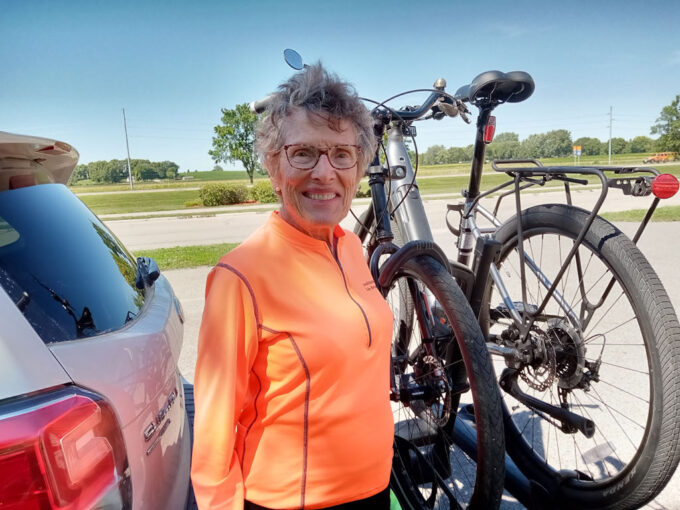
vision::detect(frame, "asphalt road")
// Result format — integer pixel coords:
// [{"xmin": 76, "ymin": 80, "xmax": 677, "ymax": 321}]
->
[{"xmin": 105, "ymin": 188, "xmax": 680, "ymax": 509}]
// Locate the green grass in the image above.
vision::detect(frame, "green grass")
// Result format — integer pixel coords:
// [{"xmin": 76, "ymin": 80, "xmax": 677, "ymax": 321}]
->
[
  {"xmin": 135, "ymin": 243, "xmax": 239, "ymax": 270},
  {"xmin": 79, "ymin": 159, "xmax": 679, "ymax": 215},
  {"xmin": 601, "ymin": 205, "xmax": 680, "ymax": 222},
  {"xmin": 80, "ymin": 190, "xmax": 201, "ymax": 214},
  {"xmin": 176, "ymin": 170, "xmax": 270, "ymax": 181},
  {"xmin": 70, "ymin": 180, "xmax": 199, "ymax": 192}
]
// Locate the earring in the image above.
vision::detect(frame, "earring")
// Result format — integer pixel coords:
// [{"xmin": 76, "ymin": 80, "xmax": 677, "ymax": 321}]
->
[{"xmin": 274, "ymin": 186, "xmax": 281, "ymax": 194}]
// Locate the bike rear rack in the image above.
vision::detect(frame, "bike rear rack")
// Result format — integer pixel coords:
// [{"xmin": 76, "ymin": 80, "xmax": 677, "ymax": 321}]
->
[
  {"xmin": 489, "ymin": 159, "xmax": 662, "ymax": 246},
  {"xmin": 450, "ymin": 160, "xmax": 665, "ymax": 335}
]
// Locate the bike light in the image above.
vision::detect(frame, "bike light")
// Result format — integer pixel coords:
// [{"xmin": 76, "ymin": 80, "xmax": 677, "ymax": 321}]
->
[
  {"xmin": 484, "ymin": 116, "xmax": 496, "ymax": 144},
  {"xmin": 0, "ymin": 390, "xmax": 130, "ymax": 510},
  {"xmin": 651, "ymin": 173, "xmax": 679, "ymax": 199}
]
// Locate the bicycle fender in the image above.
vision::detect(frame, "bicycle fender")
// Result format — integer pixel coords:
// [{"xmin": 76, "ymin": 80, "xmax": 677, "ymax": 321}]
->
[{"xmin": 376, "ymin": 240, "xmax": 451, "ymax": 290}]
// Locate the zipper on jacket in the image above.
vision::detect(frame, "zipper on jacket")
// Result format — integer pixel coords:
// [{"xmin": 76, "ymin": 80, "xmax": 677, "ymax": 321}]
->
[{"xmin": 329, "ymin": 243, "xmax": 373, "ymax": 348}]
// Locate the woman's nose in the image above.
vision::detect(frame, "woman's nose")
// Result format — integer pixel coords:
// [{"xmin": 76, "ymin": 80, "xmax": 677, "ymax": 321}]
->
[{"xmin": 310, "ymin": 153, "xmax": 335, "ymax": 180}]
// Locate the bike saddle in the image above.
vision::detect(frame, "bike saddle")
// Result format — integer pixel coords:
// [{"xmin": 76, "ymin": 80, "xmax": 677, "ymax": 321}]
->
[{"xmin": 455, "ymin": 70, "xmax": 534, "ymax": 107}]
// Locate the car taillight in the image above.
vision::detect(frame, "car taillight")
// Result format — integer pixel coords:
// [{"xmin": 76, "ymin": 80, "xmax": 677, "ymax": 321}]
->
[
  {"xmin": 651, "ymin": 173, "xmax": 679, "ymax": 199},
  {"xmin": 0, "ymin": 389, "xmax": 131, "ymax": 510}
]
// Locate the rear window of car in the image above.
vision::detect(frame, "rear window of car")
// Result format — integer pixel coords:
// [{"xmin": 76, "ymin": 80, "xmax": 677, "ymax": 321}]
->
[{"xmin": 0, "ymin": 184, "xmax": 145, "ymax": 344}]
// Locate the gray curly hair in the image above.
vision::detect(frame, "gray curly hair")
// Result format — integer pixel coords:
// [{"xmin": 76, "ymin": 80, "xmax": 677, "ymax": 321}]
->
[{"xmin": 255, "ymin": 62, "xmax": 377, "ymax": 172}]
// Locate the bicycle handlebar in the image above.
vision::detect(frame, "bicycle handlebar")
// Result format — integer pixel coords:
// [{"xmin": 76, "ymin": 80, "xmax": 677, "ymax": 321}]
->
[
  {"xmin": 376, "ymin": 88, "xmax": 469, "ymax": 124},
  {"xmin": 249, "ymin": 94, "xmax": 276, "ymax": 114},
  {"xmin": 386, "ymin": 91, "xmax": 444, "ymax": 121}
]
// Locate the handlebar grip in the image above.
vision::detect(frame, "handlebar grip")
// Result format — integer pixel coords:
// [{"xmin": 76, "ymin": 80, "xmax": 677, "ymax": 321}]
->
[{"xmin": 249, "ymin": 94, "xmax": 275, "ymax": 114}]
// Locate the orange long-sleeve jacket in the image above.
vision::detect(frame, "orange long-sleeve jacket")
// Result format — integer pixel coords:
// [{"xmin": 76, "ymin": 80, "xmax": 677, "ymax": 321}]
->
[{"xmin": 191, "ymin": 212, "xmax": 394, "ymax": 510}]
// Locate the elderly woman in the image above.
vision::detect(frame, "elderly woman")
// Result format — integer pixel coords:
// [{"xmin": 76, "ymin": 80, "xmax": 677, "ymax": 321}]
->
[{"xmin": 191, "ymin": 63, "xmax": 394, "ymax": 510}]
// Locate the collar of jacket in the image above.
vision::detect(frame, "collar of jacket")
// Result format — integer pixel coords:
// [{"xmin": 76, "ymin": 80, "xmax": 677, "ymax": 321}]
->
[{"xmin": 268, "ymin": 211, "xmax": 346, "ymax": 253}]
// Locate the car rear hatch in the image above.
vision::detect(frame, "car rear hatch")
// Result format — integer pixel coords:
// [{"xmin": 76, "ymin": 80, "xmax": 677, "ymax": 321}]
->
[{"xmin": 0, "ymin": 132, "xmax": 190, "ymax": 509}]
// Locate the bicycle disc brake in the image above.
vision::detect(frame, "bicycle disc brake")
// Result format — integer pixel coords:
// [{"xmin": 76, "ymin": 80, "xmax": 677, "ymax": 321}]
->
[
  {"xmin": 518, "ymin": 328, "xmax": 556, "ymax": 392},
  {"xmin": 412, "ymin": 354, "xmax": 452, "ymax": 427}
]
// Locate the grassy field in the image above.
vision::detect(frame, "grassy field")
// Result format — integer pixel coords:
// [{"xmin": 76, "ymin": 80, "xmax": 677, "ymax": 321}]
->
[
  {"xmin": 602, "ymin": 205, "xmax": 680, "ymax": 222},
  {"xmin": 175, "ymin": 170, "xmax": 269, "ymax": 181},
  {"xmin": 76, "ymin": 156, "xmax": 679, "ymax": 216},
  {"xmin": 70, "ymin": 171, "xmax": 268, "ymax": 193},
  {"xmin": 135, "ymin": 243, "xmax": 239, "ymax": 270},
  {"xmin": 80, "ymin": 189, "xmax": 201, "ymax": 214}
]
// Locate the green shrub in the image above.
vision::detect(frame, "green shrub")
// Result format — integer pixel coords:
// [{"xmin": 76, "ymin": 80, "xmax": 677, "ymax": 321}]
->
[
  {"xmin": 356, "ymin": 187, "xmax": 371, "ymax": 198},
  {"xmin": 249, "ymin": 180, "xmax": 279, "ymax": 203},
  {"xmin": 199, "ymin": 183, "xmax": 249, "ymax": 206}
]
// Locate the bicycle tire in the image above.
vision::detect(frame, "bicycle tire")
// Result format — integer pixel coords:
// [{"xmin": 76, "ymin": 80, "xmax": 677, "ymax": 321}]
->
[
  {"xmin": 486, "ymin": 203, "xmax": 680, "ymax": 509},
  {"xmin": 383, "ymin": 254, "xmax": 505, "ymax": 509}
]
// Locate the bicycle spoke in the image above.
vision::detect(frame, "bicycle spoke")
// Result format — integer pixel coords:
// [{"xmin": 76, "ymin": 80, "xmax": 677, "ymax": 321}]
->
[
  {"xmin": 597, "ymin": 378, "xmax": 649, "ymax": 404},
  {"xmin": 585, "ymin": 315, "xmax": 638, "ymax": 341}
]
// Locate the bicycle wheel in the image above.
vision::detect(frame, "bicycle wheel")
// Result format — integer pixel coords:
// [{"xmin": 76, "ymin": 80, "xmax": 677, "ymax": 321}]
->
[
  {"xmin": 384, "ymin": 254, "xmax": 505, "ymax": 509},
  {"xmin": 486, "ymin": 203, "xmax": 680, "ymax": 509}
]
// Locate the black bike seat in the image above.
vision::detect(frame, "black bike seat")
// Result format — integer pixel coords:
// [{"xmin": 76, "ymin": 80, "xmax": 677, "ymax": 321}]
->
[{"xmin": 455, "ymin": 70, "xmax": 534, "ymax": 106}]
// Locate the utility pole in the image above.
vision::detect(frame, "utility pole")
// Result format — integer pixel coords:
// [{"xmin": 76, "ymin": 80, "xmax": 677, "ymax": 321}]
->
[
  {"xmin": 608, "ymin": 106, "xmax": 613, "ymax": 165},
  {"xmin": 122, "ymin": 108, "xmax": 134, "ymax": 190}
]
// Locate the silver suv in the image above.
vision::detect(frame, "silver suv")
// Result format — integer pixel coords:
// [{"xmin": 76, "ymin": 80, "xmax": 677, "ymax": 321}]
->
[{"xmin": 0, "ymin": 131, "xmax": 192, "ymax": 509}]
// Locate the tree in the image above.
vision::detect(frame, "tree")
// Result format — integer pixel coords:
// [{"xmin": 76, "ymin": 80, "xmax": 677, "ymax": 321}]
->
[
  {"xmin": 210, "ymin": 103, "xmax": 263, "ymax": 183},
  {"xmin": 133, "ymin": 161, "xmax": 157, "ymax": 181},
  {"xmin": 420, "ymin": 145, "xmax": 448, "ymax": 165},
  {"xmin": 488, "ymin": 132, "xmax": 521, "ymax": 160},
  {"xmin": 573, "ymin": 137, "xmax": 602, "ymax": 156},
  {"xmin": 629, "ymin": 136, "xmax": 655, "ymax": 153},
  {"xmin": 88, "ymin": 160, "xmax": 127, "ymax": 183},
  {"xmin": 158, "ymin": 161, "xmax": 179, "ymax": 179},
  {"xmin": 68, "ymin": 164, "xmax": 89, "ymax": 185},
  {"xmin": 213, "ymin": 164, "xmax": 224, "ymax": 171},
  {"xmin": 651, "ymin": 95, "xmax": 680, "ymax": 152},
  {"xmin": 542, "ymin": 130, "xmax": 573, "ymax": 158},
  {"xmin": 609, "ymin": 137, "xmax": 629, "ymax": 155}
]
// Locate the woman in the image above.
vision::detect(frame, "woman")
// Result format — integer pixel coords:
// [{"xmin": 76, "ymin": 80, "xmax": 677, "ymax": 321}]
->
[{"xmin": 191, "ymin": 63, "xmax": 394, "ymax": 510}]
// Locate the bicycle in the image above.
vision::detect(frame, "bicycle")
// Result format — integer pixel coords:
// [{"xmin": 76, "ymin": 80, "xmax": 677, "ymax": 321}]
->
[
  {"xmin": 252, "ymin": 51, "xmax": 509, "ymax": 510},
  {"xmin": 354, "ymin": 69, "xmax": 680, "ymax": 509}
]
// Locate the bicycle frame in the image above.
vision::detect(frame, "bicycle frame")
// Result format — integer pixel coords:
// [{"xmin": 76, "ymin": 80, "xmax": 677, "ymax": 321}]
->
[
  {"xmin": 357, "ymin": 76, "xmax": 680, "ymax": 510},
  {"xmin": 380, "ymin": 106, "xmax": 666, "ymax": 345}
]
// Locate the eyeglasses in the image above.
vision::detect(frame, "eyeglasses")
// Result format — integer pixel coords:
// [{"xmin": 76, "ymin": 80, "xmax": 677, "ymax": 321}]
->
[{"xmin": 278, "ymin": 144, "xmax": 361, "ymax": 170}]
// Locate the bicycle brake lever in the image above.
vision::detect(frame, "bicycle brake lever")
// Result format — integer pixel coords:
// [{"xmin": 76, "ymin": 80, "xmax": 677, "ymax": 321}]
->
[
  {"xmin": 457, "ymin": 99, "xmax": 472, "ymax": 124},
  {"xmin": 437, "ymin": 100, "xmax": 460, "ymax": 118}
]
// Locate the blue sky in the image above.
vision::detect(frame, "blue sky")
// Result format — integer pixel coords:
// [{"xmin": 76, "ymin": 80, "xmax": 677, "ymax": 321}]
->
[{"xmin": 2, "ymin": 0, "xmax": 679, "ymax": 171}]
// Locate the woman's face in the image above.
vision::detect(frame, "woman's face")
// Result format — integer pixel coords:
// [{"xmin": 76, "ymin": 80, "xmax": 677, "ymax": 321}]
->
[{"xmin": 268, "ymin": 109, "xmax": 362, "ymax": 243}]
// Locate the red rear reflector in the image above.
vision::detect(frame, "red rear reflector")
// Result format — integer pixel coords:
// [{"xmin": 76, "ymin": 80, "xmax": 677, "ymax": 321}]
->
[
  {"xmin": 652, "ymin": 173, "xmax": 679, "ymax": 199},
  {"xmin": 484, "ymin": 116, "xmax": 496, "ymax": 144},
  {"xmin": 0, "ymin": 392, "xmax": 128, "ymax": 510}
]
